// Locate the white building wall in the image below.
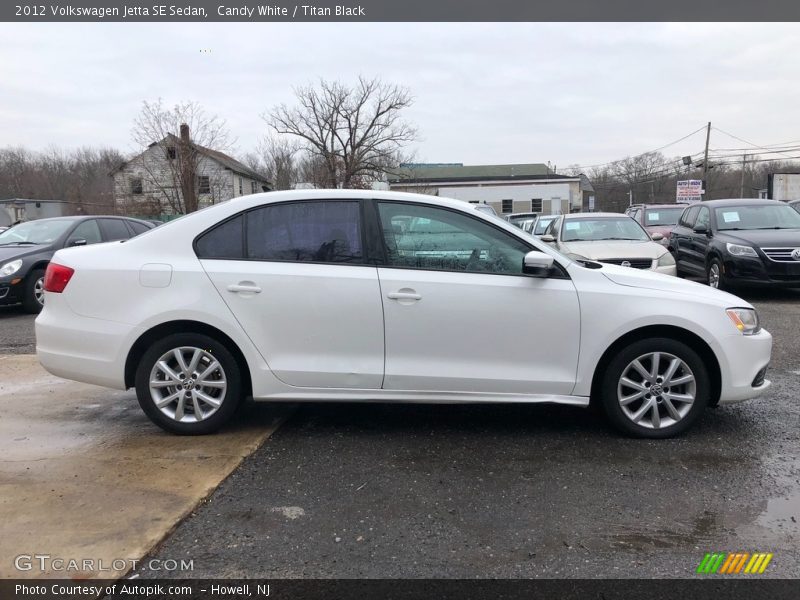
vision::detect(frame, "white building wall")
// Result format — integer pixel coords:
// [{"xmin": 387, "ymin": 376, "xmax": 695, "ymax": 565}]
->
[{"xmin": 431, "ymin": 180, "xmax": 581, "ymax": 215}]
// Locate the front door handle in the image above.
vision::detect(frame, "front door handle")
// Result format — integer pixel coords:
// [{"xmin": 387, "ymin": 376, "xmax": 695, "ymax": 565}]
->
[
  {"xmin": 227, "ymin": 283, "xmax": 262, "ymax": 294},
  {"xmin": 387, "ymin": 289, "xmax": 422, "ymax": 302}
]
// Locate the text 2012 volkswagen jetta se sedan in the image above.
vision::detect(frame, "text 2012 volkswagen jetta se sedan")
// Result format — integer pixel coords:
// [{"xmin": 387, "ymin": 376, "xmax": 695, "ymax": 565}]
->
[{"xmin": 35, "ymin": 190, "xmax": 772, "ymax": 438}]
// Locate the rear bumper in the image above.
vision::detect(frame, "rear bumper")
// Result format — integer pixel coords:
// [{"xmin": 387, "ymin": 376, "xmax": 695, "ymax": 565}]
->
[{"xmin": 35, "ymin": 293, "xmax": 135, "ymax": 390}]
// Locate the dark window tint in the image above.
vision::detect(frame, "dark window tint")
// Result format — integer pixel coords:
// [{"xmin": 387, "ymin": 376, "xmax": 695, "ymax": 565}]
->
[
  {"xmin": 377, "ymin": 202, "xmax": 530, "ymax": 275},
  {"xmin": 694, "ymin": 207, "xmax": 710, "ymax": 229},
  {"xmin": 100, "ymin": 219, "xmax": 133, "ymax": 241},
  {"xmin": 195, "ymin": 215, "xmax": 244, "ymax": 259},
  {"xmin": 68, "ymin": 220, "xmax": 102, "ymax": 245},
  {"xmin": 128, "ymin": 220, "xmax": 150, "ymax": 235},
  {"xmin": 679, "ymin": 206, "xmax": 700, "ymax": 228},
  {"xmin": 246, "ymin": 201, "xmax": 362, "ymax": 263}
]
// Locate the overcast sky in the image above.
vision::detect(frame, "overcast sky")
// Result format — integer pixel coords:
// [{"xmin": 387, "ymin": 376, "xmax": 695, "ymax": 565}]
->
[{"xmin": 1, "ymin": 22, "xmax": 800, "ymax": 169}]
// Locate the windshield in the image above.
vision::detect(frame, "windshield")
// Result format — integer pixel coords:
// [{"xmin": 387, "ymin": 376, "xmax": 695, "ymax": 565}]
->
[
  {"xmin": 561, "ymin": 217, "xmax": 649, "ymax": 242},
  {"xmin": 715, "ymin": 204, "xmax": 800, "ymax": 230},
  {"xmin": 644, "ymin": 207, "xmax": 684, "ymax": 226},
  {"xmin": 533, "ymin": 216, "xmax": 555, "ymax": 235},
  {"xmin": 0, "ymin": 219, "xmax": 73, "ymax": 245}
]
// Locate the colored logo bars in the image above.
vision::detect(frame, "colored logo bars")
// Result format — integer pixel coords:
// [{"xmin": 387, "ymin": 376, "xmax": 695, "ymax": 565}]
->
[{"xmin": 696, "ymin": 552, "xmax": 773, "ymax": 574}]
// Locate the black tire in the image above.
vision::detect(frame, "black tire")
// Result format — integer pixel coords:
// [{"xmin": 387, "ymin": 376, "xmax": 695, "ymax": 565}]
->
[
  {"xmin": 135, "ymin": 332, "xmax": 242, "ymax": 435},
  {"xmin": 706, "ymin": 257, "xmax": 728, "ymax": 291},
  {"xmin": 22, "ymin": 269, "xmax": 45, "ymax": 314},
  {"xmin": 600, "ymin": 337, "xmax": 710, "ymax": 439}
]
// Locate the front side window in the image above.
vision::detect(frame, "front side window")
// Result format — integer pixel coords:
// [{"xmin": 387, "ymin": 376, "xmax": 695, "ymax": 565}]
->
[
  {"xmin": 694, "ymin": 207, "xmax": 710, "ymax": 230},
  {"xmin": 68, "ymin": 220, "xmax": 102, "ymax": 245},
  {"xmin": 679, "ymin": 206, "xmax": 700, "ymax": 228},
  {"xmin": 247, "ymin": 201, "xmax": 363, "ymax": 263},
  {"xmin": 534, "ymin": 217, "xmax": 555, "ymax": 236},
  {"xmin": 377, "ymin": 202, "xmax": 530, "ymax": 275}
]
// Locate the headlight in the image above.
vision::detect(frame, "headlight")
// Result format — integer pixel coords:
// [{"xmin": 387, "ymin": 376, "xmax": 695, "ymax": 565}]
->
[
  {"xmin": 0, "ymin": 259, "xmax": 22, "ymax": 277},
  {"xmin": 657, "ymin": 252, "xmax": 675, "ymax": 266},
  {"xmin": 726, "ymin": 243, "xmax": 758, "ymax": 257},
  {"xmin": 726, "ymin": 308, "xmax": 760, "ymax": 335}
]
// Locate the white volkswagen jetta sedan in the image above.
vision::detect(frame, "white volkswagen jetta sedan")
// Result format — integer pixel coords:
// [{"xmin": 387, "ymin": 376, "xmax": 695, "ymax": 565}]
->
[{"xmin": 35, "ymin": 190, "xmax": 772, "ymax": 438}]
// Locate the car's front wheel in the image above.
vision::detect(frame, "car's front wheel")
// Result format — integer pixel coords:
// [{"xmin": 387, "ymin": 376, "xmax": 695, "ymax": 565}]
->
[
  {"xmin": 22, "ymin": 269, "xmax": 45, "ymax": 314},
  {"xmin": 134, "ymin": 333, "xmax": 242, "ymax": 434},
  {"xmin": 707, "ymin": 258, "xmax": 728, "ymax": 291},
  {"xmin": 600, "ymin": 338, "xmax": 710, "ymax": 438}
]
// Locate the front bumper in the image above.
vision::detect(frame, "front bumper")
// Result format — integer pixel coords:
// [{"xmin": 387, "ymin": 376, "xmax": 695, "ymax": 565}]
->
[
  {"xmin": 0, "ymin": 278, "xmax": 24, "ymax": 305},
  {"xmin": 723, "ymin": 255, "xmax": 800, "ymax": 287},
  {"xmin": 716, "ymin": 328, "xmax": 772, "ymax": 404}
]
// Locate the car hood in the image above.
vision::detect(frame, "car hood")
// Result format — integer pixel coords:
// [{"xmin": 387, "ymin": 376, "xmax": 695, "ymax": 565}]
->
[
  {"xmin": 715, "ymin": 228, "xmax": 800, "ymax": 247},
  {"xmin": 598, "ymin": 262, "xmax": 750, "ymax": 307},
  {"xmin": 0, "ymin": 244, "xmax": 48, "ymax": 263},
  {"xmin": 559, "ymin": 240, "xmax": 666, "ymax": 260}
]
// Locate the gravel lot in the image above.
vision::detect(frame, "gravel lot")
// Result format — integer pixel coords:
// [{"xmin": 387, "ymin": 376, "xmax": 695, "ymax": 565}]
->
[{"xmin": 3, "ymin": 288, "xmax": 799, "ymax": 578}]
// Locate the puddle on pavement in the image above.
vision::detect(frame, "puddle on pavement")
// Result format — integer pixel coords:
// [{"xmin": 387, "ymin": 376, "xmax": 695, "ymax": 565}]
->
[{"xmin": 756, "ymin": 490, "xmax": 800, "ymax": 532}]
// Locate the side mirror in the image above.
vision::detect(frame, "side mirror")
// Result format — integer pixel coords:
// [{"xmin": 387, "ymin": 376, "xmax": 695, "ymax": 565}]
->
[
  {"xmin": 693, "ymin": 225, "xmax": 707, "ymax": 234},
  {"xmin": 650, "ymin": 232, "xmax": 664, "ymax": 241},
  {"xmin": 523, "ymin": 250, "xmax": 555, "ymax": 276},
  {"xmin": 539, "ymin": 234, "xmax": 556, "ymax": 243},
  {"xmin": 68, "ymin": 238, "xmax": 87, "ymax": 247}
]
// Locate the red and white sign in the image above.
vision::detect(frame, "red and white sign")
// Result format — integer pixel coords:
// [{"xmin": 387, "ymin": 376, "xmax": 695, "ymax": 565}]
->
[{"xmin": 677, "ymin": 180, "xmax": 703, "ymax": 201}]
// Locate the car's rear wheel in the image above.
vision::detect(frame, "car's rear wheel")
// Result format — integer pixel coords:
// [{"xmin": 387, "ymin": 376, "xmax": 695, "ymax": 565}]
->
[
  {"xmin": 600, "ymin": 338, "xmax": 709, "ymax": 438},
  {"xmin": 22, "ymin": 269, "xmax": 45, "ymax": 314},
  {"xmin": 134, "ymin": 333, "xmax": 242, "ymax": 434}
]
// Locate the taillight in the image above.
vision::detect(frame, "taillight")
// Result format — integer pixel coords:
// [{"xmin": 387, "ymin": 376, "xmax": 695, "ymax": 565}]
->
[{"xmin": 43, "ymin": 263, "xmax": 75, "ymax": 293}]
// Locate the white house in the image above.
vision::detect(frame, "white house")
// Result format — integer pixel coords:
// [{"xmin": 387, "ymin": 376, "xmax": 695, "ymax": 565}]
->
[
  {"xmin": 111, "ymin": 124, "xmax": 270, "ymax": 216},
  {"xmin": 388, "ymin": 163, "xmax": 593, "ymax": 215}
]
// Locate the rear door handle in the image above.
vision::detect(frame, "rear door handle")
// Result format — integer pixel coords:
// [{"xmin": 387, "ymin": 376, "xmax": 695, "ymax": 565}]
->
[
  {"xmin": 227, "ymin": 283, "xmax": 262, "ymax": 294},
  {"xmin": 387, "ymin": 289, "xmax": 421, "ymax": 301}
]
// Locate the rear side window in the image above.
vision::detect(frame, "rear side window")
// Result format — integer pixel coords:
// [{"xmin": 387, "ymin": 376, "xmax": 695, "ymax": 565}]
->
[
  {"xmin": 100, "ymin": 218, "xmax": 133, "ymax": 241},
  {"xmin": 246, "ymin": 201, "xmax": 363, "ymax": 263},
  {"xmin": 128, "ymin": 220, "xmax": 151, "ymax": 235},
  {"xmin": 195, "ymin": 215, "xmax": 244, "ymax": 259}
]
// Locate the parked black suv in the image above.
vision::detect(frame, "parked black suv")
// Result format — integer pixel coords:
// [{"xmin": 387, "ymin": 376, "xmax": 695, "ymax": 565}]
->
[
  {"xmin": 670, "ymin": 199, "xmax": 800, "ymax": 289},
  {"xmin": 0, "ymin": 216, "xmax": 154, "ymax": 313}
]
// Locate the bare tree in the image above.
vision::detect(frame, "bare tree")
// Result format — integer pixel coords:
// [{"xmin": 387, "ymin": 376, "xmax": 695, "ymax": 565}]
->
[
  {"xmin": 267, "ymin": 77, "xmax": 417, "ymax": 189},
  {"xmin": 244, "ymin": 135, "xmax": 301, "ymax": 191},
  {"xmin": 130, "ymin": 99, "xmax": 232, "ymax": 214}
]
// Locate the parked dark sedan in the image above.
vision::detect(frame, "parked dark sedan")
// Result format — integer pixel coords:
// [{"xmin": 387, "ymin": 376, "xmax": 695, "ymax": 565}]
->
[
  {"xmin": 670, "ymin": 199, "xmax": 800, "ymax": 289},
  {"xmin": 0, "ymin": 216, "xmax": 154, "ymax": 312}
]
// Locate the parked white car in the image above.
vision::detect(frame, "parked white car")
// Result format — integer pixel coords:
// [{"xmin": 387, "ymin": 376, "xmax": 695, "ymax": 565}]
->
[
  {"xmin": 36, "ymin": 190, "xmax": 771, "ymax": 438},
  {"xmin": 540, "ymin": 213, "xmax": 677, "ymax": 276}
]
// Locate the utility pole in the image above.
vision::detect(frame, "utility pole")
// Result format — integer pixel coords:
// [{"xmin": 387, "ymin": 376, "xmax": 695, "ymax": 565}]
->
[
  {"xmin": 702, "ymin": 121, "xmax": 711, "ymax": 200},
  {"xmin": 739, "ymin": 153, "xmax": 747, "ymax": 198}
]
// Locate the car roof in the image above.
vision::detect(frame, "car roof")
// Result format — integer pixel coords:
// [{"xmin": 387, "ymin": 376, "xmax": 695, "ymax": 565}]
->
[
  {"xmin": 562, "ymin": 212, "xmax": 631, "ymax": 219},
  {"xmin": 690, "ymin": 198, "xmax": 786, "ymax": 208},
  {"xmin": 632, "ymin": 203, "xmax": 689, "ymax": 209}
]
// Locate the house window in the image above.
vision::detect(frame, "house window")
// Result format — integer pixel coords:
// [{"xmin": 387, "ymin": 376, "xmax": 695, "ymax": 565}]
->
[
  {"xmin": 251, "ymin": 181, "xmax": 258, "ymax": 194},
  {"xmin": 501, "ymin": 199, "xmax": 513, "ymax": 214},
  {"xmin": 531, "ymin": 199, "xmax": 543, "ymax": 213},
  {"xmin": 198, "ymin": 175, "xmax": 210, "ymax": 195},
  {"xmin": 166, "ymin": 146, "xmax": 176, "ymax": 160},
  {"xmin": 130, "ymin": 178, "xmax": 143, "ymax": 195},
  {"xmin": 239, "ymin": 177, "xmax": 243, "ymax": 195}
]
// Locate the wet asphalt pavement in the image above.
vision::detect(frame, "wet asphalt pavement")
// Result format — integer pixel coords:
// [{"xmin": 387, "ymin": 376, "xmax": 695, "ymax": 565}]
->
[{"xmin": 131, "ymin": 288, "xmax": 800, "ymax": 579}]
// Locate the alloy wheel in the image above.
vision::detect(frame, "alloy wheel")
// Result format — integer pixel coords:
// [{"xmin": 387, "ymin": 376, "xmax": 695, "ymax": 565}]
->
[
  {"xmin": 708, "ymin": 264, "xmax": 720, "ymax": 289},
  {"xmin": 148, "ymin": 346, "xmax": 227, "ymax": 423},
  {"xmin": 617, "ymin": 351, "xmax": 696, "ymax": 429},
  {"xmin": 34, "ymin": 277, "xmax": 45, "ymax": 306}
]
